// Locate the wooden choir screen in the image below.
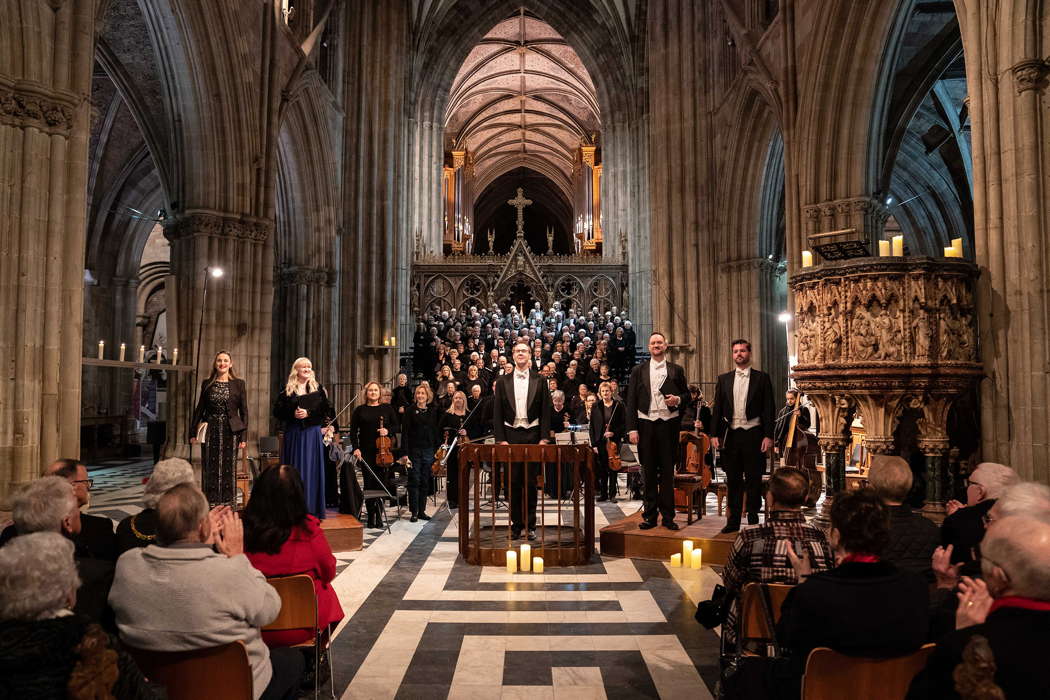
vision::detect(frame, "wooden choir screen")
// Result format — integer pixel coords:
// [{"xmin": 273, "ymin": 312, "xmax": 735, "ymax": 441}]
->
[{"xmin": 457, "ymin": 444, "xmax": 595, "ymax": 567}]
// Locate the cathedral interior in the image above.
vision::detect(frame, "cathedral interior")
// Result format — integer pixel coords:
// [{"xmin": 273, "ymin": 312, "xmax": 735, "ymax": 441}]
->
[{"xmin": 2, "ymin": 0, "xmax": 1049, "ymax": 697}]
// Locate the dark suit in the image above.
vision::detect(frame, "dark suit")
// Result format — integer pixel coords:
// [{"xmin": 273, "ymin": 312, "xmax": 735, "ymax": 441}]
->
[
  {"xmin": 940, "ymin": 499, "xmax": 993, "ymax": 574},
  {"xmin": 625, "ymin": 359, "xmax": 689, "ymax": 524},
  {"xmin": 710, "ymin": 366, "xmax": 776, "ymax": 528},
  {"xmin": 493, "ymin": 369, "xmax": 553, "ymax": 533}
]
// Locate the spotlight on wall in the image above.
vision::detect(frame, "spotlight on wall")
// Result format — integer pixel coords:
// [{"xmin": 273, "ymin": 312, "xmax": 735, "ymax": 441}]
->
[
  {"xmin": 778, "ymin": 312, "xmax": 792, "ymax": 324},
  {"xmin": 885, "ymin": 196, "xmax": 894, "ymax": 205},
  {"xmin": 209, "ymin": 267, "xmax": 225, "ymax": 278}
]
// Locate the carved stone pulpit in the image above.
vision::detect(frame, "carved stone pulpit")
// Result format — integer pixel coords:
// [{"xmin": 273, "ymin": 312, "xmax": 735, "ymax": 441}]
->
[{"xmin": 790, "ymin": 257, "xmax": 982, "ymax": 517}]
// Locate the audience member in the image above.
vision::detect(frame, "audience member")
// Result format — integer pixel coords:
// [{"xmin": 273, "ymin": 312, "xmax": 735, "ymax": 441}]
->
[
  {"xmin": 719, "ymin": 467, "xmax": 833, "ymax": 651},
  {"xmin": 0, "ymin": 532, "xmax": 156, "ymax": 699},
  {"xmin": 908, "ymin": 515, "xmax": 1050, "ymax": 699},
  {"xmin": 10, "ymin": 476, "xmax": 114, "ymax": 626},
  {"xmin": 777, "ymin": 489, "xmax": 928, "ymax": 697},
  {"xmin": 243, "ymin": 466, "xmax": 345, "ymax": 652},
  {"xmin": 941, "ymin": 462, "xmax": 1018, "ymax": 570},
  {"xmin": 869, "ymin": 455, "xmax": 939, "ymax": 581},
  {"xmin": 109, "ymin": 484, "xmax": 303, "ymax": 700},
  {"xmin": 114, "ymin": 457, "xmax": 195, "ymax": 555}
]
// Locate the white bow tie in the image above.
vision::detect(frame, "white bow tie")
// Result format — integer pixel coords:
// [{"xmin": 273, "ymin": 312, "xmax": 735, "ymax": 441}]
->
[
  {"xmin": 736, "ymin": 369, "xmax": 749, "ymax": 377},
  {"xmin": 515, "ymin": 373, "xmax": 528, "ymax": 380}
]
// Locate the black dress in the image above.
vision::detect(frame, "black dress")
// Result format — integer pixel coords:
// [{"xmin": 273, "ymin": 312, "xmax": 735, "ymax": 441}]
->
[
  {"xmin": 438, "ymin": 411, "xmax": 468, "ymax": 508},
  {"xmin": 201, "ymin": 381, "xmax": 236, "ymax": 505},
  {"xmin": 349, "ymin": 403, "xmax": 400, "ymax": 527}
]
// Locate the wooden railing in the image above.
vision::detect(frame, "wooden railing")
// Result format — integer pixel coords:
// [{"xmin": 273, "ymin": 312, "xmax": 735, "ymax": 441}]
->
[{"xmin": 457, "ymin": 444, "xmax": 595, "ymax": 567}]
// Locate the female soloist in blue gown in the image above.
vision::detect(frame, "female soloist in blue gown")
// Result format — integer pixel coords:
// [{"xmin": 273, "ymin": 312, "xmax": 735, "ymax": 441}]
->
[{"xmin": 273, "ymin": 357, "xmax": 335, "ymax": 519}]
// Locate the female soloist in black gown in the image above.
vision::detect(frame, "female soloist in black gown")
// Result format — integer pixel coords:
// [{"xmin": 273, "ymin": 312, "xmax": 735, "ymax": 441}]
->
[{"xmin": 189, "ymin": 351, "xmax": 248, "ymax": 506}]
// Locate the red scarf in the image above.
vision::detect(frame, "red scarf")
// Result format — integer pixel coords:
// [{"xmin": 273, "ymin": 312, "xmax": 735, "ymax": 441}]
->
[
  {"xmin": 989, "ymin": 596, "xmax": 1050, "ymax": 614},
  {"xmin": 842, "ymin": 553, "xmax": 880, "ymax": 564}
]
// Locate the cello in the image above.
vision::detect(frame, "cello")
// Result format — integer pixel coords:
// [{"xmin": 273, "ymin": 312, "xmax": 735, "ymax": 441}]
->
[
  {"xmin": 781, "ymin": 395, "xmax": 822, "ymax": 506},
  {"xmin": 375, "ymin": 416, "xmax": 394, "ymax": 467}
]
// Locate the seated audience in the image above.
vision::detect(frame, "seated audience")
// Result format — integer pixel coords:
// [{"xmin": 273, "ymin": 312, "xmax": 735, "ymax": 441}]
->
[
  {"xmin": 10, "ymin": 476, "xmax": 114, "ymax": 626},
  {"xmin": 719, "ymin": 468, "xmax": 833, "ymax": 651},
  {"xmin": 0, "ymin": 532, "xmax": 156, "ymax": 699},
  {"xmin": 778, "ymin": 488, "xmax": 929, "ymax": 696},
  {"xmin": 869, "ymin": 455, "xmax": 939, "ymax": 580},
  {"xmin": 108, "ymin": 484, "xmax": 303, "ymax": 700},
  {"xmin": 941, "ymin": 462, "xmax": 1017, "ymax": 571},
  {"xmin": 1, "ymin": 458, "xmax": 117, "ymax": 561},
  {"xmin": 243, "ymin": 465, "xmax": 345, "ymax": 648},
  {"xmin": 114, "ymin": 457, "xmax": 195, "ymax": 555},
  {"xmin": 908, "ymin": 514, "xmax": 1050, "ymax": 699}
]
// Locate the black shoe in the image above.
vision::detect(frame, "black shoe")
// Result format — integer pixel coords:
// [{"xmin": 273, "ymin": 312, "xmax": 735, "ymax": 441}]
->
[
  {"xmin": 419, "ymin": 513, "xmax": 431, "ymax": 520},
  {"xmin": 663, "ymin": 521, "xmax": 680, "ymax": 531},
  {"xmin": 747, "ymin": 514, "xmax": 760, "ymax": 525},
  {"xmin": 720, "ymin": 525, "xmax": 740, "ymax": 534},
  {"xmin": 639, "ymin": 521, "xmax": 657, "ymax": 530},
  {"xmin": 527, "ymin": 529, "xmax": 537, "ymax": 541},
  {"xmin": 410, "ymin": 516, "xmax": 418, "ymax": 523},
  {"xmin": 511, "ymin": 529, "xmax": 523, "ymax": 540}
]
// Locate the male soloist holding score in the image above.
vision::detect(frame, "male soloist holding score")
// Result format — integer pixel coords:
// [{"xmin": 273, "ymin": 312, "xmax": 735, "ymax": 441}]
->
[
  {"xmin": 625, "ymin": 332, "xmax": 690, "ymax": 530},
  {"xmin": 493, "ymin": 341, "xmax": 553, "ymax": 541},
  {"xmin": 710, "ymin": 339, "xmax": 776, "ymax": 533}
]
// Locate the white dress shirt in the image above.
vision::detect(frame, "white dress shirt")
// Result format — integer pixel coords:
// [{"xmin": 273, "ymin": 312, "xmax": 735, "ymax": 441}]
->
[
  {"xmin": 508, "ymin": 370, "xmax": 539, "ymax": 429},
  {"xmin": 731, "ymin": 366, "xmax": 761, "ymax": 429},
  {"xmin": 638, "ymin": 359, "xmax": 678, "ymax": 422}
]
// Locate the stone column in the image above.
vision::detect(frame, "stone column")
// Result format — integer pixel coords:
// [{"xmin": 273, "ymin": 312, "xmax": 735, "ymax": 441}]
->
[
  {"xmin": 0, "ymin": 1, "xmax": 95, "ymax": 498},
  {"xmin": 163, "ymin": 212, "xmax": 274, "ymax": 457},
  {"xmin": 804, "ymin": 393, "xmax": 855, "ymax": 529},
  {"xmin": 273, "ymin": 265, "xmax": 334, "ymax": 401},
  {"xmin": 913, "ymin": 392, "xmax": 955, "ymax": 518}
]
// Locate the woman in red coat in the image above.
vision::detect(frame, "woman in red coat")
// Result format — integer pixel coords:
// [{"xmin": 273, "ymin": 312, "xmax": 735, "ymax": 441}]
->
[{"xmin": 243, "ymin": 465, "xmax": 344, "ymax": 647}]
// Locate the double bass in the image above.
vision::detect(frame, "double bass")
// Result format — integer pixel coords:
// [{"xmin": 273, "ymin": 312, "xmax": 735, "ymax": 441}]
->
[{"xmin": 781, "ymin": 396, "xmax": 822, "ymax": 507}]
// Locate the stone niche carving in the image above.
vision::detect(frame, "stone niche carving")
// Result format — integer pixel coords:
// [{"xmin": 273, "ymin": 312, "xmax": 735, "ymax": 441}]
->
[{"xmin": 790, "ymin": 257, "xmax": 982, "ymax": 513}]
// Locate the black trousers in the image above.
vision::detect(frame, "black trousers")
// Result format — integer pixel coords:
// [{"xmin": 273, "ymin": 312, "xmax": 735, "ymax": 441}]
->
[
  {"xmin": 721, "ymin": 426, "xmax": 767, "ymax": 528},
  {"xmin": 595, "ymin": 441, "xmax": 620, "ymax": 498},
  {"xmin": 637, "ymin": 418, "xmax": 679, "ymax": 524},
  {"xmin": 504, "ymin": 425, "xmax": 541, "ymax": 532},
  {"xmin": 260, "ymin": 646, "xmax": 306, "ymax": 700}
]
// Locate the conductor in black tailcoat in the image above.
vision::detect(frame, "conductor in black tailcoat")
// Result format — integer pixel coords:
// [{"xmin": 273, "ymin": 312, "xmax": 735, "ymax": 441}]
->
[
  {"xmin": 710, "ymin": 339, "xmax": 776, "ymax": 533},
  {"xmin": 493, "ymin": 341, "xmax": 553, "ymax": 541},
  {"xmin": 625, "ymin": 332, "xmax": 690, "ymax": 530}
]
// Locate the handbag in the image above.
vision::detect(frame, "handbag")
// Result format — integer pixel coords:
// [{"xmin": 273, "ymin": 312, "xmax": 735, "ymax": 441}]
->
[{"xmin": 695, "ymin": 583, "xmax": 732, "ymax": 629}]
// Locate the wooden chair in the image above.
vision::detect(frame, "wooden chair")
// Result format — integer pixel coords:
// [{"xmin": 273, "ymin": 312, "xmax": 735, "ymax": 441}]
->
[
  {"xmin": 126, "ymin": 640, "xmax": 253, "ymax": 700},
  {"xmin": 265, "ymin": 574, "xmax": 335, "ymax": 699},
  {"xmin": 801, "ymin": 644, "xmax": 936, "ymax": 700},
  {"xmin": 738, "ymin": 582, "xmax": 794, "ymax": 648}
]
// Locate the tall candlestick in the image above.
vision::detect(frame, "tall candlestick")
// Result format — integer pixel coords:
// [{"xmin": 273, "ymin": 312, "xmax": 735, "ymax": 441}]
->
[
  {"xmin": 533, "ymin": 557, "xmax": 544, "ymax": 574},
  {"xmin": 879, "ymin": 240, "xmax": 890, "ymax": 256},
  {"xmin": 138, "ymin": 345, "xmax": 145, "ymax": 363},
  {"xmin": 506, "ymin": 550, "xmax": 517, "ymax": 574},
  {"xmin": 682, "ymin": 540, "xmax": 694, "ymax": 561},
  {"xmin": 97, "ymin": 340, "xmax": 105, "ymax": 360},
  {"xmin": 172, "ymin": 348, "xmax": 179, "ymax": 366},
  {"xmin": 669, "ymin": 553, "xmax": 681, "ymax": 567},
  {"xmin": 691, "ymin": 549, "xmax": 703, "ymax": 569},
  {"xmin": 119, "ymin": 343, "xmax": 126, "ymax": 362},
  {"xmin": 801, "ymin": 250, "xmax": 813, "ymax": 268},
  {"xmin": 519, "ymin": 544, "xmax": 531, "ymax": 572},
  {"xmin": 892, "ymin": 235, "xmax": 904, "ymax": 256},
  {"xmin": 155, "ymin": 346, "xmax": 162, "ymax": 365}
]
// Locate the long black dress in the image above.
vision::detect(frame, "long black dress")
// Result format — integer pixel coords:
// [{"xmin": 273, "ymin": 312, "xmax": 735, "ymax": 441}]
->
[
  {"xmin": 199, "ymin": 381, "xmax": 236, "ymax": 505},
  {"xmin": 438, "ymin": 410, "xmax": 468, "ymax": 508},
  {"xmin": 349, "ymin": 403, "xmax": 400, "ymax": 527}
]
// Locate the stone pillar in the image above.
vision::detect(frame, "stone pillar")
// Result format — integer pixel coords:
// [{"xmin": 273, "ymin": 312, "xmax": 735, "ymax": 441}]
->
[
  {"xmin": 913, "ymin": 392, "xmax": 955, "ymax": 518},
  {"xmin": 273, "ymin": 265, "xmax": 334, "ymax": 402},
  {"xmin": 805, "ymin": 393, "xmax": 855, "ymax": 529},
  {"xmin": 163, "ymin": 212, "xmax": 274, "ymax": 457},
  {"xmin": 0, "ymin": 0, "xmax": 95, "ymax": 498}
]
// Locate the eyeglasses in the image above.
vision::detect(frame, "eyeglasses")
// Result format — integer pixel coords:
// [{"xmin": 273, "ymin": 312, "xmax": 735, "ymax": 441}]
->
[
  {"xmin": 72, "ymin": 479, "xmax": 94, "ymax": 489},
  {"xmin": 966, "ymin": 478, "xmax": 985, "ymax": 490}
]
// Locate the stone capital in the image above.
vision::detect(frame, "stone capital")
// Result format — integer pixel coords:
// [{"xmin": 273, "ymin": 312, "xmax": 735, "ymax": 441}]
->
[
  {"xmin": 917, "ymin": 439, "xmax": 950, "ymax": 457},
  {"xmin": 277, "ymin": 265, "xmax": 335, "ymax": 287},
  {"xmin": 0, "ymin": 78, "xmax": 80, "ymax": 136},
  {"xmin": 1011, "ymin": 58, "xmax": 1050, "ymax": 93},
  {"xmin": 164, "ymin": 211, "xmax": 274, "ymax": 243}
]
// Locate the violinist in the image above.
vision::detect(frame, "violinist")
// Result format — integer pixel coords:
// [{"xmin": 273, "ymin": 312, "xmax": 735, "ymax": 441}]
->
[
  {"xmin": 350, "ymin": 381, "xmax": 400, "ymax": 528},
  {"xmin": 438, "ymin": 391, "xmax": 470, "ymax": 509},
  {"xmin": 590, "ymin": 381, "xmax": 625, "ymax": 502},
  {"xmin": 774, "ymin": 389, "xmax": 811, "ymax": 457},
  {"xmin": 400, "ymin": 383, "xmax": 439, "ymax": 522}
]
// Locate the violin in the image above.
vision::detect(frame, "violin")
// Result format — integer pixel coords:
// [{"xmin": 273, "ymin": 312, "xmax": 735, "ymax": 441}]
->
[
  {"xmin": 376, "ymin": 416, "xmax": 394, "ymax": 466},
  {"xmin": 603, "ymin": 401, "xmax": 623, "ymax": 472},
  {"xmin": 433, "ymin": 429, "xmax": 451, "ymax": 475}
]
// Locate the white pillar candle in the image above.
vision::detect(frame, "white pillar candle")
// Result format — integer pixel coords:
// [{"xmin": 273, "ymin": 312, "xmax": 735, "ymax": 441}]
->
[
  {"xmin": 691, "ymin": 549, "xmax": 703, "ymax": 569},
  {"xmin": 682, "ymin": 540, "xmax": 693, "ymax": 561},
  {"xmin": 878, "ymin": 240, "xmax": 890, "ymax": 256},
  {"xmin": 951, "ymin": 237, "xmax": 963, "ymax": 255},
  {"xmin": 519, "ymin": 544, "xmax": 531, "ymax": 572},
  {"xmin": 801, "ymin": 250, "xmax": 813, "ymax": 267},
  {"xmin": 533, "ymin": 557, "xmax": 543, "ymax": 574},
  {"xmin": 172, "ymin": 348, "xmax": 179, "ymax": 366},
  {"xmin": 670, "ymin": 553, "xmax": 681, "ymax": 567},
  {"xmin": 506, "ymin": 550, "xmax": 517, "ymax": 574},
  {"xmin": 155, "ymin": 346, "xmax": 162, "ymax": 364},
  {"xmin": 97, "ymin": 340, "xmax": 104, "ymax": 360},
  {"xmin": 138, "ymin": 345, "xmax": 145, "ymax": 363},
  {"xmin": 391, "ymin": 336, "xmax": 397, "ymax": 346},
  {"xmin": 119, "ymin": 343, "xmax": 126, "ymax": 362},
  {"xmin": 892, "ymin": 235, "xmax": 904, "ymax": 256},
  {"xmin": 944, "ymin": 246, "xmax": 955, "ymax": 257}
]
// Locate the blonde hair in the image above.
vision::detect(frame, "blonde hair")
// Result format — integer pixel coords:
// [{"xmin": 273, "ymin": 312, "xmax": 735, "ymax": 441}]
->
[
  {"xmin": 447, "ymin": 390, "xmax": 467, "ymax": 414},
  {"xmin": 285, "ymin": 357, "xmax": 319, "ymax": 396},
  {"xmin": 363, "ymin": 381, "xmax": 382, "ymax": 404},
  {"xmin": 414, "ymin": 383, "xmax": 434, "ymax": 403}
]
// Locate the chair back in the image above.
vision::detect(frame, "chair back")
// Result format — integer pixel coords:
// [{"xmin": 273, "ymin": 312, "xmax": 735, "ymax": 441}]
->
[
  {"xmin": 738, "ymin": 582, "xmax": 793, "ymax": 644},
  {"xmin": 259, "ymin": 436, "xmax": 280, "ymax": 454},
  {"xmin": 801, "ymin": 644, "xmax": 936, "ymax": 700},
  {"xmin": 264, "ymin": 574, "xmax": 319, "ymax": 632},
  {"xmin": 127, "ymin": 641, "xmax": 253, "ymax": 700}
]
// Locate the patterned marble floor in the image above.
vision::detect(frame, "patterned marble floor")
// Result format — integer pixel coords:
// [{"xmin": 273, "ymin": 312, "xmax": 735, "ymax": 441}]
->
[{"xmin": 87, "ymin": 466, "xmax": 725, "ymax": 698}]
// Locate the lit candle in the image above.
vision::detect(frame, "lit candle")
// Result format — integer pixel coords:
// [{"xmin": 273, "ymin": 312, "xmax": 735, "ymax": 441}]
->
[
  {"xmin": 944, "ymin": 246, "xmax": 956, "ymax": 258},
  {"xmin": 892, "ymin": 235, "xmax": 904, "ymax": 256},
  {"xmin": 155, "ymin": 345, "xmax": 162, "ymax": 365},
  {"xmin": 506, "ymin": 550, "xmax": 517, "ymax": 574},
  {"xmin": 682, "ymin": 540, "xmax": 693, "ymax": 561},
  {"xmin": 691, "ymin": 549, "xmax": 703, "ymax": 569},
  {"xmin": 138, "ymin": 345, "xmax": 145, "ymax": 363},
  {"xmin": 951, "ymin": 238, "xmax": 963, "ymax": 255},
  {"xmin": 97, "ymin": 340, "xmax": 104, "ymax": 360},
  {"xmin": 670, "ymin": 553, "xmax": 681, "ymax": 567},
  {"xmin": 533, "ymin": 557, "xmax": 543, "ymax": 574},
  {"xmin": 391, "ymin": 336, "xmax": 397, "ymax": 346},
  {"xmin": 172, "ymin": 348, "xmax": 179, "ymax": 366},
  {"xmin": 119, "ymin": 343, "xmax": 126, "ymax": 362},
  {"xmin": 383, "ymin": 338, "xmax": 389, "ymax": 347},
  {"xmin": 878, "ymin": 240, "xmax": 890, "ymax": 256},
  {"xmin": 520, "ymin": 544, "xmax": 531, "ymax": 572},
  {"xmin": 801, "ymin": 250, "xmax": 813, "ymax": 268}
]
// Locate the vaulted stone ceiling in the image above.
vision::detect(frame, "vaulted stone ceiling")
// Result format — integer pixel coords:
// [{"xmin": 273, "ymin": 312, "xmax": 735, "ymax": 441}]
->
[{"xmin": 444, "ymin": 8, "xmax": 600, "ymax": 199}]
